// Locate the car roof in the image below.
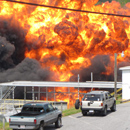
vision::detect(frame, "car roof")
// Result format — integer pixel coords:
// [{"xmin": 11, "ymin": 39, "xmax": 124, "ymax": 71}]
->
[
  {"xmin": 87, "ymin": 91, "xmax": 109, "ymax": 94},
  {"xmin": 24, "ymin": 102, "xmax": 50, "ymax": 107}
]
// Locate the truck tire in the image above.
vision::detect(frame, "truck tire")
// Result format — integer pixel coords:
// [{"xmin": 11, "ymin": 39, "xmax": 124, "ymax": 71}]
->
[
  {"xmin": 38, "ymin": 123, "xmax": 44, "ymax": 130},
  {"xmin": 82, "ymin": 110, "xmax": 87, "ymax": 116},
  {"xmin": 102, "ymin": 106, "xmax": 107, "ymax": 116},
  {"xmin": 55, "ymin": 116, "xmax": 62, "ymax": 128},
  {"xmin": 111, "ymin": 102, "xmax": 116, "ymax": 112},
  {"xmin": 75, "ymin": 99, "xmax": 80, "ymax": 109}
]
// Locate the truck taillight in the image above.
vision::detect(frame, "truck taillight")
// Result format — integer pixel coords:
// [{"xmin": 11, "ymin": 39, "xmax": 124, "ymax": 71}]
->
[
  {"xmin": 101, "ymin": 103, "xmax": 103, "ymax": 106},
  {"xmin": 34, "ymin": 119, "xmax": 37, "ymax": 124},
  {"xmin": 9, "ymin": 118, "xmax": 11, "ymax": 123}
]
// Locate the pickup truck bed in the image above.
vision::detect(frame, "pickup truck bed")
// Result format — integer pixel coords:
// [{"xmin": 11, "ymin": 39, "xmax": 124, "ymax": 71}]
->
[{"xmin": 13, "ymin": 113, "xmax": 41, "ymax": 116}]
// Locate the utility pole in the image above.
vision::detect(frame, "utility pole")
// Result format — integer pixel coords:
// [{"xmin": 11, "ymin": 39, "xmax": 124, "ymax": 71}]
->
[
  {"xmin": 114, "ymin": 51, "xmax": 124, "ymax": 100},
  {"xmin": 78, "ymin": 74, "xmax": 80, "ymax": 99},
  {"xmin": 114, "ymin": 53, "xmax": 117, "ymax": 99}
]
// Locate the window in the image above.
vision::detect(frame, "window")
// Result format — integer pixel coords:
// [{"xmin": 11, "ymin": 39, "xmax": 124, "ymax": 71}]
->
[
  {"xmin": 44, "ymin": 104, "xmax": 54, "ymax": 112},
  {"xmin": 22, "ymin": 107, "xmax": 33, "ymax": 112},
  {"xmin": 83, "ymin": 94, "xmax": 103, "ymax": 101},
  {"xmin": 105, "ymin": 94, "xmax": 108, "ymax": 99},
  {"xmin": 48, "ymin": 104, "xmax": 54, "ymax": 111},
  {"xmin": 37, "ymin": 107, "xmax": 44, "ymax": 112},
  {"xmin": 108, "ymin": 93, "xmax": 111, "ymax": 99},
  {"xmin": 44, "ymin": 104, "xmax": 49, "ymax": 112},
  {"xmin": 22, "ymin": 106, "xmax": 44, "ymax": 113}
]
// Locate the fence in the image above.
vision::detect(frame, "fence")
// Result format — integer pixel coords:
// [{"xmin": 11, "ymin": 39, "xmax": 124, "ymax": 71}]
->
[{"xmin": 0, "ymin": 99, "xmax": 67, "ymax": 117}]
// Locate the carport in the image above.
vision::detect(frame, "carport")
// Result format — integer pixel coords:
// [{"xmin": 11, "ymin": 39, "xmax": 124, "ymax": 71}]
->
[{"xmin": 0, "ymin": 81, "xmax": 122, "ymax": 101}]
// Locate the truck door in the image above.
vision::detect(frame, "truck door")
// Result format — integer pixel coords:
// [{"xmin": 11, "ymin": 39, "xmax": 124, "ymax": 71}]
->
[
  {"xmin": 108, "ymin": 92, "xmax": 114, "ymax": 108},
  {"xmin": 44, "ymin": 104, "xmax": 51, "ymax": 124},
  {"xmin": 47, "ymin": 104, "xmax": 57, "ymax": 123},
  {"xmin": 105, "ymin": 93, "xmax": 111, "ymax": 108}
]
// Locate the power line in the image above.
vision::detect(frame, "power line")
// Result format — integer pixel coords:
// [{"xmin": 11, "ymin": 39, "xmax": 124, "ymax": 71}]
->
[{"xmin": 1, "ymin": 0, "xmax": 130, "ymax": 18}]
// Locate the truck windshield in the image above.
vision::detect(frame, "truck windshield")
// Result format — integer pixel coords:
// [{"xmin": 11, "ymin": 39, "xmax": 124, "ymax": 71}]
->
[{"xmin": 83, "ymin": 94, "xmax": 103, "ymax": 101}]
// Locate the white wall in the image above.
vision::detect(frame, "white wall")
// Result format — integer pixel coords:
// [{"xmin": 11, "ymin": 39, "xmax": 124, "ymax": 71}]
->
[{"xmin": 122, "ymin": 70, "xmax": 130, "ymax": 100}]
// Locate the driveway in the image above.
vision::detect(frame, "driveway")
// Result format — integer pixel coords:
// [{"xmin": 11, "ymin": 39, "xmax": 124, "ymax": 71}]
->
[{"xmin": 45, "ymin": 102, "xmax": 130, "ymax": 130}]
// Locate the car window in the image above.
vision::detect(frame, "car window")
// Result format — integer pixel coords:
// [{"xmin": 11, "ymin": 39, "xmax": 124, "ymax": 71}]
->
[
  {"xmin": 22, "ymin": 106, "xmax": 30, "ymax": 111},
  {"xmin": 44, "ymin": 104, "xmax": 49, "ymax": 112},
  {"xmin": 48, "ymin": 104, "xmax": 54, "ymax": 111},
  {"xmin": 107, "ymin": 93, "xmax": 111, "ymax": 99},
  {"xmin": 83, "ymin": 94, "xmax": 102, "ymax": 101},
  {"xmin": 105, "ymin": 94, "xmax": 108, "ymax": 99},
  {"xmin": 37, "ymin": 107, "xmax": 44, "ymax": 113},
  {"xmin": 22, "ymin": 106, "xmax": 44, "ymax": 113},
  {"xmin": 43, "ymin": 104, "xmax": 54, "ymax": 112}
]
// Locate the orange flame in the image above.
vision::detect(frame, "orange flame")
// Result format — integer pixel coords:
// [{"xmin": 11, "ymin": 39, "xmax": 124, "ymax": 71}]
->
[{"xmin": 0, "ymin": 0, "xmax": 130, "ymax": 105}]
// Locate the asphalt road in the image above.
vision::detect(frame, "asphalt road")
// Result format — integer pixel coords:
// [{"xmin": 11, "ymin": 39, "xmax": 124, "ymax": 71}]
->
[{"xmin": 45, "ymin": 102, "xmax": 130, "ymax": 130}]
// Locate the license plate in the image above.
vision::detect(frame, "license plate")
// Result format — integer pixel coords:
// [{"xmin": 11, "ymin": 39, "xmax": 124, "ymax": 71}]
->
[
  {"xmin": 89, "ymin": 110, "xmax": 94, "ymax": 113},
  {"xmin": 20, "ymin": 125, "xmax": 25, "ymax": 129}
]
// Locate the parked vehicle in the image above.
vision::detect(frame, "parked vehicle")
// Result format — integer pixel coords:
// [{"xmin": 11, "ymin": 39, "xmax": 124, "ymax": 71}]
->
[
  {"xmin": 9, "ymin": 102, "xmax": 62, "ymax": 130},
  {"xmin": 75, "ymin": 91, "xmax": 116, "ymax": 116}
]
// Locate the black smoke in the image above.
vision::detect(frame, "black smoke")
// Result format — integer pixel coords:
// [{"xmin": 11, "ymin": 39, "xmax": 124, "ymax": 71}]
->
[
  {"xmin": 0, "ymin": 18, "xmax": 27, "ymax": 67},
  {"xmin": 69, "ymin": 55, "xmax": 113, "ymax": 81},
  {"xmin": 0, "ymin": 36, "xmax": 15, "ymax": 70},
  {"xmin": 0, "ymin": 58, "xmax": 51, "ymax": 82},
  {"xmin": 81, "ymin": 55, "xmax": 113, "ymax": 81},
  {"xmin": 0, "ymin": 18, "xmax": 52, "ymax": 82}
]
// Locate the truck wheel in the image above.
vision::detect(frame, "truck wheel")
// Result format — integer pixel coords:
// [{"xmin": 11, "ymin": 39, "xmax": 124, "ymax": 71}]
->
[
  {"xmin": 38, "ymin": 123, "xmax": 44, "ymax": 130},
  {"xmin": 55, "ymin": 116, "xmax": 62, "ymax": 128},
  {"xmin": 102, "ymin": 106, "xmax": 107, "ymax": 116},
  {"xmin": 111, "ymin": 102, "xmax": 116, "ymax": 112},
  {"xmin": 82, "ymin": 110, "xmax": 87, "ymax": 116},
  {"xmin": 75, "ymin": 99, "xmax": 80, "ymax": 109}
]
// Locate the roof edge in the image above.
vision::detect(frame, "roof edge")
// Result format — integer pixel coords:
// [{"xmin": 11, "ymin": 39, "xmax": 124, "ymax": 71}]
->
[{"xmin": 119, "ymin": 66, "xmax": 130, "ymax": 70}]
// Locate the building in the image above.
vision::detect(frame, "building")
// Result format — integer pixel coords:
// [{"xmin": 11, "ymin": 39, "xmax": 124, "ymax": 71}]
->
[{"xmin": 120, "ymin": 66, "xmax": 130, "ymax": 100}]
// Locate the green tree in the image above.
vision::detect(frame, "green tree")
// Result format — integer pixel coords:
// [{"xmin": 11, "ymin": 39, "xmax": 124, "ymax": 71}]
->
[
  {"xmin": 116, "ymin": 0, "xmax": 130, "ymax": 6},
  {"xmin": 97, "ymin": 0, "xmax": 130, "ymax": 6}
]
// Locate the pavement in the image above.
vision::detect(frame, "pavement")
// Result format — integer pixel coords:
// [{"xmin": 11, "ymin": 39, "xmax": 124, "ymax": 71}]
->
[{"xmin": 44, "ymin": 102, "xmax": 130, "ymax": 130}]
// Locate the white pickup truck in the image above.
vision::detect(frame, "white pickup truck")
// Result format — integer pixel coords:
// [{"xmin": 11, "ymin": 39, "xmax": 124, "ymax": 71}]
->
[
  {"xmin": 9, "ymin": 102, "xmax": 62, "ymax": 130},
  {"xmin": 75, "ymin": 91, "xmax": 116, "ymax": 116}
]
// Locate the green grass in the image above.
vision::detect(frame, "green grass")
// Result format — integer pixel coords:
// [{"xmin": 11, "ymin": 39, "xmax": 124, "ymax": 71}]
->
[
  {"xmin": 0, "ymin": 122, "xmax": 11, "ymax": 130},
  {"xmin": 62, "ymin": 107, "xmax": 81, "ymax": 117},
  {"xmin": 116, "ymin": 100, "xmax": 121, "ymax": 104},
  {"xmin": 116, "ymin": 94, "xmax": 122, "ymax": 104}
]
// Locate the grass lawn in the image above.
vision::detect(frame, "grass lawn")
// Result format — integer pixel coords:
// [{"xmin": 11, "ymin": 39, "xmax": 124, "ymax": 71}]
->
[
  {"xmin": 62, "ymin": 107, "xmax": 81, "ymax": 117},
  {"xmin": 0, "ymin": 122, "xmax": 11, "ymax": 130}
]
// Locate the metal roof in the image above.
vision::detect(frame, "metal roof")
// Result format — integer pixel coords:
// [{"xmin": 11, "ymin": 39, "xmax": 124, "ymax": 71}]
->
[
  {"xmin": 119, "ymin": 66, "xmax": 130, "ymax": 70},
  {"xmin": 0, "ymin": 81, "xmax": 122, "ymax": 88},
  {"xmin": 87, "ymin": 91, "xmax": 108, "ymax": 94}
]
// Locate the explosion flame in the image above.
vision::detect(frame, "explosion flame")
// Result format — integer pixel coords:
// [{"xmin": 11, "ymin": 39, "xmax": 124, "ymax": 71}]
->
[{"xmin": 0, "ymin": 0, "xmax": 130, "ymax": 105}]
